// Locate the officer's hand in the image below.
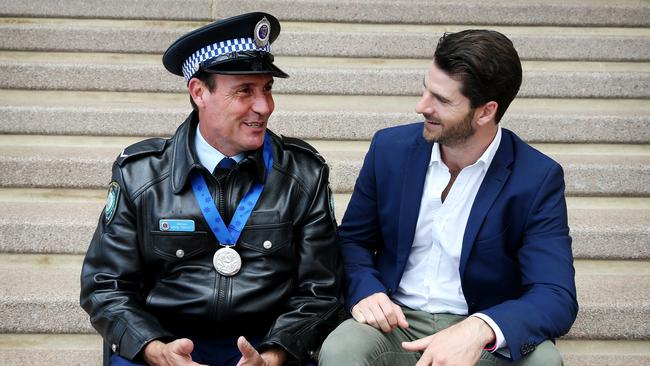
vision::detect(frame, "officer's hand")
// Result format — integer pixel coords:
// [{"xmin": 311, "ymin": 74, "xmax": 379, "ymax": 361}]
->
[
  {"xmin": 351, "ymin": 292, "xmax": 409, "ymax": 332},
  {"xmin": 401, "ymin": 317, "xmax": 494, "ymax": 366},
  {"xmin": 143, "ymin": 338, "xmax": 207, "ymax": 366},
  {"xmin": 236, "ymin": 336, "xmax": 287, "ymax": 366}
]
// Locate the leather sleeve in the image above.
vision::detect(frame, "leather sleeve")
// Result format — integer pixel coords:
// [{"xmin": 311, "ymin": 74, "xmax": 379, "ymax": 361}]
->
[
  {"xmin": 258, "ymin": 163, "xmax": 343, "ymax": 364},
  {"xmin": 79, "ymin": 161, "xmax": 173, "ymax": 362}
]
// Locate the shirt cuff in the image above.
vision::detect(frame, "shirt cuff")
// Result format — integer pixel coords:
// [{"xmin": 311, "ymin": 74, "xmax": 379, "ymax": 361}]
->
[{"xmin": 471, "ymin": 313, "xmax": 507, "ymax": 352}]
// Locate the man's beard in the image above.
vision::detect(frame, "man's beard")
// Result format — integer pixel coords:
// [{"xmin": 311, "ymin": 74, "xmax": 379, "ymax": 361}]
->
[{"xmin": 422, "ymin": 110, "xmax": 476, "ymax": 147}]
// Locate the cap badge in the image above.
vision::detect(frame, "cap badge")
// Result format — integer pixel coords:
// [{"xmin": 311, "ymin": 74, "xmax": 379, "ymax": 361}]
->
[{"xmin": 254, "ymin": 17, "xmax": 271, "ymax": 48}]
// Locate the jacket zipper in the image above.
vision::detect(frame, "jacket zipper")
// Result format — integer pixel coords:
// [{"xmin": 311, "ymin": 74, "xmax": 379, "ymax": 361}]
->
[{"xmin": 214, "ymin": 169, "xmax": 234, "ymax": 322}]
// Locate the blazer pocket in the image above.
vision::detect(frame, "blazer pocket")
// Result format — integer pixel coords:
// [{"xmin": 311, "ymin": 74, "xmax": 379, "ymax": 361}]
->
[
  {"xmin": 474, "ymin": 224, "xmax": 511, "ymax": 244},
  {"xmin": 472, "ymin": 227, "xmax": 519, "ymax": 266},
  {"xmin": 150, "ymin": 230, "xmax": 211, "ymax": 261}
]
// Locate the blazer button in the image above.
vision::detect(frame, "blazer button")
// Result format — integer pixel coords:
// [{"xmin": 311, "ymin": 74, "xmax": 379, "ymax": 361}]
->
[
  {"xmin": 111, "ymin": 343, "xmax": 118, "ymax": 352},
  {"xmin": 263, "ymin": 240, "xmax": 272, "ymax": 249},
  {"xmin": 520, "ymin": 343, "xmax": 535, "ymax": 355},
  {"xmin": 176, "ymin": 249, "xmax": 185, "ymax": 258}
]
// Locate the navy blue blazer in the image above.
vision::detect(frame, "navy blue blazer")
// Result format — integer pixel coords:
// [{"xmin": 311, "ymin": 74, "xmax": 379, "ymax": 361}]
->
[{"xmin": 339, "ymin": 123, "xmax": 578, "ymax": 361}]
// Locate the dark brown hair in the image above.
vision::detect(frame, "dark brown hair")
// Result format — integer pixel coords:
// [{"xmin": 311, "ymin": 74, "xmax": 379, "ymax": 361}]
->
[
  {"xmin": 434, "ymin": 30, "xmax": 522, "ymax": 122},
  {"xmin": 189, "ymin": 72, "xmax": 217, "ymax": 110}
]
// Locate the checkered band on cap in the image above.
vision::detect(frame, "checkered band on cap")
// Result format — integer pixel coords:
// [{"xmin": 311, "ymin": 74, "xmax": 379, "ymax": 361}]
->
[{"xmin": 181, "ymin": 37, "xmax": 272, "ymax": 81}]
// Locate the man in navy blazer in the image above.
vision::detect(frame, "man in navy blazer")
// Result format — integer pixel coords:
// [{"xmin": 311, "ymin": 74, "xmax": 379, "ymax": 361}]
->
[{"xmin": 319, "ymin": 30, "xmax": 577, "ymax": 365}]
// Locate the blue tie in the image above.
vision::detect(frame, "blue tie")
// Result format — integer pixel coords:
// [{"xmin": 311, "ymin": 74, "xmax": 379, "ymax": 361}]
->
[{"xmin": 217, "ymin": 157, "xmax": 237, "ymax": 169}]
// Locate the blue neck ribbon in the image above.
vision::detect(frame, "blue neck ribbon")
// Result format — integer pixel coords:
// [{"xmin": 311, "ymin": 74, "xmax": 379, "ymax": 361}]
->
[{"xmin": 191, "ymin": 133, "xmax": 273, "ymax": 246}]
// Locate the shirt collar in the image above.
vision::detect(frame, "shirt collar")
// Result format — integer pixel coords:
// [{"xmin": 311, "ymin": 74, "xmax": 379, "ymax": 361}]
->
[
  {"xmin": 193, "ymin": 124, "xmax": 245, "ymax": 173},
  {"xmin": 430, "ymin": 141, "xmax": 443, "ymax": 167},
  {"xmin": 429, "ymin": 126, "xmax": 502, "ymax": 173},
  {"xmin": 170, "ymin": 113, "xmax": 268, "ymax": 194},
  {"xmin": 479, "ymin": 126, "xmax": 502, "ymax": 172}
]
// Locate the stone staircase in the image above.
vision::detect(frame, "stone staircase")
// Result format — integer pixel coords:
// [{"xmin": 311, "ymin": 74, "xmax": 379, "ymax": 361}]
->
[{"xmin": 0, "ymin": 0, "xmax": 648, "ymax": 365}]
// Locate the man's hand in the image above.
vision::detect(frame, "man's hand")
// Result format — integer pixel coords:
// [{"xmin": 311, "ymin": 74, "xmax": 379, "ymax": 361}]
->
[
  {"xmin": 351, "ymin": 292, "xmax": 409, "ymax": 333},
  {"xmin": 142, "ymin": 338, "xmax": 207, "ymax": 366},
  {"xmin": 401, "ymin": 316, "xmax": 495, "ymax": 366},
  {"xmin": 236, "ymin": 336, "xmax": 287, "ymax": 366}
]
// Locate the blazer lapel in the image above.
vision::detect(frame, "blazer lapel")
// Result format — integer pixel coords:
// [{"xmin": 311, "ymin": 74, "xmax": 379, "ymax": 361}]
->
[
  {"xmin": 397, "ymin": 134, "xmax": 433, "ymax": 263},
  {"xmin": 459, "ymin": 130, "xmax": 514, "ymax": 276}
]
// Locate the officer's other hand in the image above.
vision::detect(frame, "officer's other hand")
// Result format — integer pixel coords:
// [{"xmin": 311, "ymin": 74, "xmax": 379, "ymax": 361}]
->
[
  {"xmin": 351, "ymin": 292, "xmax": 409, "ymax": 333},
  {"xmin": 143, "ymin": 338, "xmax": 207, "ymax": 366},
  {"xmin": 236, "ymin": 336, "xmax": 287, "ymax": 366},
  {"xmin": 401, "ymin": 316, "xmax": 494, "ymax": 366}
]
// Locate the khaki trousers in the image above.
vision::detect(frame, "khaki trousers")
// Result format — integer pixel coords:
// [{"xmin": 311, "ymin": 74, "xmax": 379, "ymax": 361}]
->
[{"xmin": 319, "ymin": 308, "xmax": 562, "ymax": 366}]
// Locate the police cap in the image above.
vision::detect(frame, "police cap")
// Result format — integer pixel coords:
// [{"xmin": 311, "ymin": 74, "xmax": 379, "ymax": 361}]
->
[{"xmin": 163, "ymin": 12, "xmax": 289, "ymax": 83}]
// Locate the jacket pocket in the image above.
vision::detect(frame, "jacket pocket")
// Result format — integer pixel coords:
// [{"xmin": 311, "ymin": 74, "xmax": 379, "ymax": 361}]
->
[
  {"xmin": 150, "ymin": 230, "xmax": 211, "ymax": 261},
  {"xmin": 238, "ymin": 222, "xmax": 292, "ymax": 255}
]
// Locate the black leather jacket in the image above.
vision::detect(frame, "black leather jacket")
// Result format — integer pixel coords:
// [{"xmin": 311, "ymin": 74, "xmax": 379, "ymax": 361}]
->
[{"xmin": 80, "ymin": 112, "xmax": 342, "ymax": 364}]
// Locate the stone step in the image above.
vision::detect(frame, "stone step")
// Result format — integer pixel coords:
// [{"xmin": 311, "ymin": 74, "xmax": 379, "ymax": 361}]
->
[
  {"xmin": 568, "ymin": 261, "xmax": 650, "ymax": 341},
  {"xmin": 559, "ymin": 340, "xmax": 650, "ymax": 366},
  {"xmin": 217, "ymin": 0, "xmax": 650, "ymax": 27},
  {"xmin": 1, "ymin": 0, "xmax": 648, "ymax": 27},
  {"xmin": 0, "ymin": 0, "xmax": 211, "ymax": 21},
  {"xmin": 3, "ymin": 17, "xmax": 649, "ymax": 61},
  {"xmin": 2, "ymin": 90, "xmax": 649, "ymax": 143},
  {"xmin": 1, "ymin": 51, "xmax": 648, "ymax": 98},
  {"xmin": 0, "ymin": 135, "xmax": 649, "ymax": 195},
  {"xmin": 0, "ymin": 188, "xmax": 648, "ymax": 260},
  {"xmin": 0, "ymin": 334, "xmax": 102, "ymax": 366},
  {"xmin": 0, "ymin": 254, "xmax": 647, "ymax": 341},
  {"xmin": 0, "ymin": 335, "xmax": 648, "ymax": 366}
]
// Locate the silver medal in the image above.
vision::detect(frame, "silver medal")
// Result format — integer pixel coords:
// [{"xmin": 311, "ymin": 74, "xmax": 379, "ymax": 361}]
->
[{"xmin": 213, "ymin": 247, "xmax": 241, "ymax": 276}]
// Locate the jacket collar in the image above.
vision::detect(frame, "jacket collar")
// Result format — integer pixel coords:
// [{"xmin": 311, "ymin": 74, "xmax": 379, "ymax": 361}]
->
[
  {"xmin": 171, "ymin": 112, "xmax": 267, "ymax": 194},
  {"xmin": 240, "ymin": 143, "xmax": 268, "ymax": 184},
  {"xmin": 459, "ymin": 128, "xmax": 515, "ymax": 277},
  {"xmin": 396, "ymin": 128, "xmax": 434, "ymax": 266}
]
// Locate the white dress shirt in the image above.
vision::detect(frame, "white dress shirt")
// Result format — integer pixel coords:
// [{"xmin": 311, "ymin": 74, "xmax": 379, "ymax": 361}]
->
[
  {"xmin": 194, "ymin": 124, "xmax": 245, "ymax": 171},
  {"xmin": 392, "ymin": 127, "xmax": 507, "ymax": 352}
]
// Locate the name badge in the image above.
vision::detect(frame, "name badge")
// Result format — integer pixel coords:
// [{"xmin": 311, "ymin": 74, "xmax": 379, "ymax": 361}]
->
[{"xmin": 159, "ymin": 219, "xmax": 195, "ymax": 232}]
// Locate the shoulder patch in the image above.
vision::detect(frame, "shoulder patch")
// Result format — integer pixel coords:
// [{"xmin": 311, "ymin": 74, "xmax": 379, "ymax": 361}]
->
[
  {"xmin": 281, "ymin": 135, "xmax": 325, "ymax": 164},
  {"xmin": 104, "ymin": 181, "xmax": 120, "ymax": 224},
  {"xmin": 116, "ymin": 138, "xmax": 166, "ymax": 166},
  {"xmin": 327, "ymin": 183, "xmax": 337, "ymax": 224}
]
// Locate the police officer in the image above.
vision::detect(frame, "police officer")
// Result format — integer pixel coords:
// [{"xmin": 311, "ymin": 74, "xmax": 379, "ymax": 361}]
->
[{"xmin": 80, "ymin": 12, "xmax": 342, "ymax": 366}]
